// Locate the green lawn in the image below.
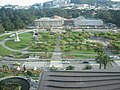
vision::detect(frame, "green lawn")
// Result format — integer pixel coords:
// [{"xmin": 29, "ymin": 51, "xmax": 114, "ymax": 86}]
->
[
  {"xmin": 0, "ymin": 45, "xmax": 22, "ymax": 56},
  {"xmin": 71, "ymin": 50, "xmax": 96, "ymax": 54},
  {"xmin": 0, "ymin": 35, "xmax": 9, "ymax": 41},
  {"xmin": 28, "ymin": 48, "xmax": 54, "ymax": 52},
  {"xmin": 63, "ymin": 53, "xmax": 96, "ymax": 59},
  {"xmin": 17, "ymin": 53, "xmax": 52, "ymax": 59},
  {"xmin": 0, "ymin": 45, "xmax": 13, "ymax": 56},
  {"xmin": 5, "ymin": 32, "xmax": 33, "ymax": 50},
  {"xmin": 5, "ymin": 32, "xmax": 57, "ymax": 52}
]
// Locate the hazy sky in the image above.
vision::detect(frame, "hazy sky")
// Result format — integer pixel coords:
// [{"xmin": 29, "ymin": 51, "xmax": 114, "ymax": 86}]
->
[
  {"xmin": 0, "ymin": 0, "xmax": 50, "ymax": 6},
  {"xmin": 0, "ymin": 0, "xmax": 120, "ymax": 6}
]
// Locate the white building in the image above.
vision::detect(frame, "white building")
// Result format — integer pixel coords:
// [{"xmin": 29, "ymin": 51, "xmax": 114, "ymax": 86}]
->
[{"xmin": 74, "ymin": 16, "xmax": 103, "ymax": 27}]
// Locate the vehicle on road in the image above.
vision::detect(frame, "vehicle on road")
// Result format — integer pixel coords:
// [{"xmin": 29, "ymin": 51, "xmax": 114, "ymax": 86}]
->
[
  {"xmin": 83, "ymin": 61, "xmax": 89, "ymax": 64},
  {"xmin": 62, "ymin": 60, "xmax": 70, "ymax": 64},
  {"xmin": 109, "ymin": 56, "xmax": 120, "ymax": 59}
]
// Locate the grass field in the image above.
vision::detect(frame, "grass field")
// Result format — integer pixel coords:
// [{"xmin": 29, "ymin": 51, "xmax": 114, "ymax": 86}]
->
[
  {"xmin": 0, "ymin": 45, "xmax": 13, "ymax": 56},
  {"xmin": 0, "ymin": 34, "xmax": 9, "ymax": 41},
  {"xmin": 5, "ymin": 32, "xmax": 33, "ymax": 50},
  {"xmin": 63, "ymin": 53, "xmax": 96, "ymax": 59},
  {"xmin": 71, "ymin": 50, "xmax": 97, "ymax": 54},
  {"xmin": 5, "ymin": 32, "xmax": 57, "ymax": 52},
  {"xmin": 0, "ymin": 45, "xmax": 21, "ymax": 56}
]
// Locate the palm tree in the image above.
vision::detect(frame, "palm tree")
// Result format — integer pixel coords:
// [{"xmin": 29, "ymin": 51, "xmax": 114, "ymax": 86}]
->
[
  {"xmin": 96, "ymin": 52, "xmax": 105, "ymax": 69},
  {"xmin": 96, "ymin": 52, "xmax": 114, "ymax": 69},
  {"xmin": 102, "ymin": 55, "xmax": 114, "ymax": 69}
]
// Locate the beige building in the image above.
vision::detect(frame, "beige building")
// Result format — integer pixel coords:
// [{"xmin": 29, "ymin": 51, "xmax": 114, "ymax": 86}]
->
[
  {"xmin": 34, "ymin": 16, "xmax": 104, "ymax": 28},
  {"xmin": 34, "ymin": 16, "xmax": 64, "ymax": 27}
]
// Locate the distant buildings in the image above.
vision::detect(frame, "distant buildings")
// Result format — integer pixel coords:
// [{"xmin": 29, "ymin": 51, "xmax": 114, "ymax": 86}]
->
[
  {"xmin": 0, "ymin": 4, "xmax": 30, "ymax": 9},
  {"xmin": 43, "ymin": 1, "xmax": 53, "ymax": 8},
  {"xmin": 34, "ymin": 16, "xmax": 103, "ymax": 28},
  {"xmin": 71, "ymin": 0, "xmax": 110, "ymax": 4},
  {"xmin": 0, "ymin": 0, "xmax": 120, "ymax": 10},
  {"xmin": 32, "ymin": 3, "xmax": 42, "ymax": 9},
  {"xmin": 42, "ymin": 0, "xmax": 71, "ymax": 8}
]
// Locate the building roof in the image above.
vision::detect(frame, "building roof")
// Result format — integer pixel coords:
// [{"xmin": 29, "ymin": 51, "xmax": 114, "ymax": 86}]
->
[
  {"xmin": 34, "ymin": 18, "xmax": 63, "ymax": 22},
  {"xmin": 53, "ymin": 15, "xmax": 63, "ymax": 19},
  {"xmin": 34, "ymin": 15, "xmax": 64, "ymax": 22},
  {"xmin": 76, "ymin": 16, "xmax": 86, "ymax": 20},
  {"xmin": 38, "ymin": 70, "xmax": 120, "ymax": 90}
]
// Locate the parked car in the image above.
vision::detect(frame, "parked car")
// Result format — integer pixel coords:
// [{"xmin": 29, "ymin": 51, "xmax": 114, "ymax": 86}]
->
[
  {"xmin": 83, "ymin": 61, "xmax": 89, "ymax": 64},
  {"xmin": 62, "ymin": 60, "xmax": 70, "ymax": 64},
  {"xmin": 109, "ymin": 56, "xmax": 120, "ymax": 59}
]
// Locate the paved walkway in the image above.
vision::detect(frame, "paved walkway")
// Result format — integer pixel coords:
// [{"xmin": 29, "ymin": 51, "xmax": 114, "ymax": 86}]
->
[
  {"xmin": 0, "ymin": 38, "xmax": 46, "ymax": 54},
  {"xmin": 90, "ymin": 35, "xmax": 113, "ymax": 55},
  {"xmin": 0, "ymin": 30, "xmax": 50, "ymax": 54},
  {"xmin": 52, "ymin": 34, "xmax": 62, "ymax": 60}
]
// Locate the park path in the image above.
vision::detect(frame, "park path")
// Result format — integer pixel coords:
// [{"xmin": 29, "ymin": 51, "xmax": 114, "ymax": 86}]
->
[
  {"xmin": 52, "ymin": 34, "xmax": 62, "ymax": 60},
  {"xmin": 0, "ymin": 38, "xmax": 45, "ymax": 54},
  {"xmin": 0, "ymin": 31, "xmax": 62, "ymax": 61},
  {"xmin": 90, "ymin": 35, "xmax": 113, "ymax": 55},
  {"xmin": 0, "ymin": 30, "xmax": 49, "ymax": 54}
]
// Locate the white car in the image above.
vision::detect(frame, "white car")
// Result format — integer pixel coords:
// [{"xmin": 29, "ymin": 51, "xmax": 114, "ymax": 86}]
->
[{"xmin": 62, "ymin": 61, "xmax": 70, "ymax": 64}]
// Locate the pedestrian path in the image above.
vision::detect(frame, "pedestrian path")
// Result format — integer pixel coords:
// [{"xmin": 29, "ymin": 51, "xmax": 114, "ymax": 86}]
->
[{"xmin": 52, "ymin": 34, "xmax": 62, "ymax": 60}]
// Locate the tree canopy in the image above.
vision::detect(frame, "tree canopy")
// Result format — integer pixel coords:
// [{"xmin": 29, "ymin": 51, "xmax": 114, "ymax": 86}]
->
[{"xmin": 0, "ymin": 6, "xmax": 120, "ymax": 32}]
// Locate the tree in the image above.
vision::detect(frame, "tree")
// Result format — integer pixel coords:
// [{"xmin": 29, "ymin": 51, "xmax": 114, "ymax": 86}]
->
[
  {"xmin": 94, "ymin": 47, "xmax": 104, "ymax": 54},
  {"xmin": 66, "ymin": 65, "xmax": 75, "ymax": 70},
  {"xmin": 60, "ymin": 40, "xmax": 66, "ymax": 45},
  {"xmin": 96, "ymin": 10, "xmax": 112, "ymax": 23},
  {"xmin": 73, "ymin": 43, "xmax": 78, "ymax": 49},
  {"xmin": 0, "ymin": 24, "xmax": 5, "ymax": 33},
  {"xmin": 44, "ymin": 47, "xmax": 49, "ymax": 57},
  {"xmin": 27, "ymin": 70, "xmax": 33, "ymax": 76},
  {"xmin": 96, "ymin": 52, "xmax": 114, "ymax": 69},
  {"xmin": 67, "ymin": 38, "xmax": 73, "ymax": 45},
  {"xmin": 13, "ymin": 15, "xmax": 25, "ymax": 29},
  {"xmin": 2, "ymin": 64, "xmax": 8, "ymax": 71},
  {"xmin": 2, "ymin": 16, "xmax": 14, "ymax": 31},
  {"xmin": 75, "ymin": 39, "xmax": 80, "ymax": 44},
  {"xmin": 13, "ymin": 62, "xmax": 20, "ymax": 66},
  {"xmin": 102, "ymin": 55, "xmax": 114, "ymax": 69},
  {"xmin": 64, "ymin": 48, "xmax": 71, "ymax": 54}
]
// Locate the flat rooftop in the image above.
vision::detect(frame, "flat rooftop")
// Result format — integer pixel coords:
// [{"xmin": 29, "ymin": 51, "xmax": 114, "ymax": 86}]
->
[{"xmin": 38, "ymin": 70, "xmax": 120, "ymax": 90}]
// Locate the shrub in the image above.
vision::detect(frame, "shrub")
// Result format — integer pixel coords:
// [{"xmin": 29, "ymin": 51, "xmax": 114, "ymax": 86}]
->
[
  {"xmin": 27, "ymin": 70, "xmax": 33, "ymax": 76},
  {"xmin": 50, "ymin": 65, "xmax": 57, "ymax": 71},
  {"xmin": 66, "ymin": 65, "xmax": 75, "ymax": 70},
  {"xmin": 83, "ymin": 65, "xmax": 92, "ymax": 70}
]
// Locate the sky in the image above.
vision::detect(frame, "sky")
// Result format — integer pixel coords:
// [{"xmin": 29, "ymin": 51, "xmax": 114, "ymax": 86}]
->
[
  {"xmin": 0, "ymin": 0, "xmax": 120, "ymax": 6},
  {"xmin": 0, "ymin": 0, "xmax": 50, "ymax": 6}
]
